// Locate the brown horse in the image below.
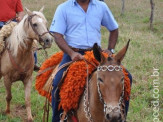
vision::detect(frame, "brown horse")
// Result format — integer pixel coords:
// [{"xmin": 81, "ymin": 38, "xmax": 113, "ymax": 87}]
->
[
  {"xmin": 0, "ymin": 7, "xmax": 52, "ymax": 121},
  {"xmin": 68, "ymin": 41, "xmax": 130, "ymax": 122}
]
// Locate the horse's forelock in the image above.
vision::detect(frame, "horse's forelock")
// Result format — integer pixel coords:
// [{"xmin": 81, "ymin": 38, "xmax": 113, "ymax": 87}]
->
[{"xmin": 33, "ymin": 11, "xmax": 47, "ymax": 23}]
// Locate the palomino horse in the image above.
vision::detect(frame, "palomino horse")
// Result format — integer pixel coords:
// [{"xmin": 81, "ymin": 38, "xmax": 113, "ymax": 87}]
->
[
  {"xmin": 0, "ymin": 7, "xmax": 52, "ymax": 121},
  {"xmin": 68, "ymin": 41, "xmax": 130, "ymax": 122}
]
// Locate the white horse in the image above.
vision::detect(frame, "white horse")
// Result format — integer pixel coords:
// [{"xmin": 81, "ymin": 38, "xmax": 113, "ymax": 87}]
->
[{"xmin": 0, "ymin": 7, "xmax": 52, "ymax": 121}]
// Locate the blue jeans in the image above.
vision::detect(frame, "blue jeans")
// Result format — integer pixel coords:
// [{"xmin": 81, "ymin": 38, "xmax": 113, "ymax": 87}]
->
[
  {"xmin": 52, "ymin": 53, "xmax": 72, "ymax": 122},
  {"xmin": 51, "ymin": 52, "xmax": 132, "ymax": 122},
  {"xmin": 0, "ymin": 22, "xmax": 5, "ymax": 28}
]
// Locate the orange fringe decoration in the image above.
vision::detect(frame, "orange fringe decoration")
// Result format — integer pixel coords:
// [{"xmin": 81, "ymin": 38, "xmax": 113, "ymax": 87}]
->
[
  {"xmin": 35, "ymin": 51, "xmax": 131, "ymax": 112},
  {"xmin": 35, "ymin": 52, "xmax": 63, "ymax": 101}
]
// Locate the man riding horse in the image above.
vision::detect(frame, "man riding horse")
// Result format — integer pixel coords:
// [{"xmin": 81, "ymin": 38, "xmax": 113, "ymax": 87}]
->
[{"xmin": 50, "ymin": 0, "xmax": 132, "ymax": 121}]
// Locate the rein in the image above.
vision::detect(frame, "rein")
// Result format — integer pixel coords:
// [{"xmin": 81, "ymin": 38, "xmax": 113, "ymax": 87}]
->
[{"xmin": 83, "ymin": 59, "xmax": 96, "ymax": 122}]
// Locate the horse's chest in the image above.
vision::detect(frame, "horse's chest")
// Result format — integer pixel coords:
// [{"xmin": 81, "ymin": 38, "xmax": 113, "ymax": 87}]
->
[{"xmin": 9, "ymin": 71, "xmax": 28, "ymax": 82}]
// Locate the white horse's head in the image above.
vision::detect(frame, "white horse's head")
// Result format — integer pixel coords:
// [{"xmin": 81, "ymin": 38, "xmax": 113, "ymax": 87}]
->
[
  {"xmin": 7, "ymin": 7, "xmax": 52, "ymax": 56},
  {"xmin": 24, "ymin": 7, "xmax": 52, "ymax": 48}
]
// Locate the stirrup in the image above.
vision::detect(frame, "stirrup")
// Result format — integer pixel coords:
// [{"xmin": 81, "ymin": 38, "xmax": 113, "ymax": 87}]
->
[{"xmin": 60, "ymin": 112, "xmax": 67, "ymax": 121}]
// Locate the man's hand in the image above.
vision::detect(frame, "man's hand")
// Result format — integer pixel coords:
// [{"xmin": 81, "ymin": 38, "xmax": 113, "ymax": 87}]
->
[
  {"xmin": 16, "ymin": 12, "xmax": 24, "ymax": 22},
  {"xmin": 70, "ymin": 51, "xmax": 84, "ymax": 61}
]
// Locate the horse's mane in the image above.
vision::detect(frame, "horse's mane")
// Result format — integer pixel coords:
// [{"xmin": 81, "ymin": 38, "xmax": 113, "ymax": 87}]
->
[
  {"xmin": 6, "ymin": 15, "xmax": 28, "ymax": 56},
  {"xmin": 7, "ymin": 11, "xmax": 47, "ymax": 56}
]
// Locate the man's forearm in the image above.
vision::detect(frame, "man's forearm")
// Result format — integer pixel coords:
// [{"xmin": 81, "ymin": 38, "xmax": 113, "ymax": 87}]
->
[
  {"xmin": 108, "ymin": 29, "xmax": 118, "ymax": 49},
  {"xmin": 54, "ymin": 33, "xmax": 74, "ymax": 56}
]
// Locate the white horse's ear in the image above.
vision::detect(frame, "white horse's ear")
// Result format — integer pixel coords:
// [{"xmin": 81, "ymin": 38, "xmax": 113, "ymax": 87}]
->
[
  {"xmin": 25, "ymin": 8, "xmax": 33, "ymax": 16},
  {"xmin": 39, "ymin": 6, "xmax": 44, "ymax": 13}
]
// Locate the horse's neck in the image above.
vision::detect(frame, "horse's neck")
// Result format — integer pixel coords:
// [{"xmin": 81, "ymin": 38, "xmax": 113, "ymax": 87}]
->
[
  {"xmin": 6, "ymin": 22, "xmax": 34, "ymax": 58},
  {"xmin": 17, "ymin": 39, "xmax": 33, "ymax": 56},
  {"xmin": 8, "ymin": 37, "xmax": 33, "ymax": 56}
]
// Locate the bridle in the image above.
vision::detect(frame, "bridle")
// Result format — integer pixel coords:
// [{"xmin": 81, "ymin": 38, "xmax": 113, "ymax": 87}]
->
[
  {"xmin": 84, "ymin": 65, "xmax": 126, "ymax": 122},
  {"xmin": 27, "ymin": 14, "xmax": 50, "ymax": 47},
  {"xmin": 97, "ymin": 65, "xmax": 125, "ymax": 116}
]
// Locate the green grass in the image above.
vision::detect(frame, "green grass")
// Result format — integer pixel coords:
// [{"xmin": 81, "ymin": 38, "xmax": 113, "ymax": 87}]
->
[{"xmin": 0, "ymin": 0, "xmax": 163, "ymax": 121}]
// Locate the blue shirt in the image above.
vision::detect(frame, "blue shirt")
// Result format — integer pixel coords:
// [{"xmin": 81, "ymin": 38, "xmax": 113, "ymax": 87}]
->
[{"xmin": 50, "ymin": 0, "xmax": 118, "ymax": 49}]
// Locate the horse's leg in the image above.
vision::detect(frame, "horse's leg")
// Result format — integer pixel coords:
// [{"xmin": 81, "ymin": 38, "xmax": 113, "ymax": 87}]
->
[
  {"xmin": 3, "ymin": 76, "xmax": 12, "ymax": 114},
  {"xmin": 23, "ymin": 76, "xmax": 33, "ymax": 122}
]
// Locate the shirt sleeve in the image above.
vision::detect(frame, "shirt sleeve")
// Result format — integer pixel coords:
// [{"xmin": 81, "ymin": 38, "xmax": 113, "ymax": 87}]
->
[
  {"xmin": 49, "ymin": 5, "xmax": 66, "ymax": 35},
  {"xmin": 101, "ymin": 3, "xmax": 118, "ymax": 31},
  {"xmin": 16, "ymin": 0, "xmax": 23, "ymax": 12}
]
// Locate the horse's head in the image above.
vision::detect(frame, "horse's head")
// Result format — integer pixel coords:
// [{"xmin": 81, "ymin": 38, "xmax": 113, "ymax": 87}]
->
[
  {"xmin": 25, "ymin": 7, "xmax": 52, "ymax": 48},
  {"xmin": 93, "ymin": 40, "xmax": 130, "ymax": 122}
]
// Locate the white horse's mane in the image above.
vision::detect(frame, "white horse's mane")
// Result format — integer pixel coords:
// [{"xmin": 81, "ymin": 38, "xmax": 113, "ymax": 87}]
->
[{"xmin": 7, "ymin": 11, "xmax": 46, "ymax": 56}]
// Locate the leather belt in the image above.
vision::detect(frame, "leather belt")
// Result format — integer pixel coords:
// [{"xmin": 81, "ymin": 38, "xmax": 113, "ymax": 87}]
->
[{"xmin": 71, "ymin": 47, "xmax": 93, "ymax": 52}]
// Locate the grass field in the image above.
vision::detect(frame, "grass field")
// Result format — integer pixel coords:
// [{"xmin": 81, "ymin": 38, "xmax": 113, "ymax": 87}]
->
[{"xmin": 0, "ymin": 0, "xmax": 163, "ymax": 121}]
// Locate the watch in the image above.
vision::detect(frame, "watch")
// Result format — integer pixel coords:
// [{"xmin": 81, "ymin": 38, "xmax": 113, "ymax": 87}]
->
[{"xmin": 109, "ymin": 49, "xmax": 115, "ymax": 54}]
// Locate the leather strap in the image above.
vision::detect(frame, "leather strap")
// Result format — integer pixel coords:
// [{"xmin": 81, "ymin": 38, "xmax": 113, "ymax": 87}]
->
[
  {"xmin": 72, "ymin": 115, "xmax": 78, "ymax": 122},
  {"xmin": 37, "ymin": 65, "xmax": 57, "ymax": 76},
  {"xmin": 71, "ymin": 47, "xmax": 93, "ymax": 52}
]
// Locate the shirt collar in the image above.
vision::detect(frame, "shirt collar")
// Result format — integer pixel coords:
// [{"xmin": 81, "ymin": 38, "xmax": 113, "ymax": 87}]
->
[{"xmin": 72, "ymin": 0, "xmax": 96, "ymax": 6}]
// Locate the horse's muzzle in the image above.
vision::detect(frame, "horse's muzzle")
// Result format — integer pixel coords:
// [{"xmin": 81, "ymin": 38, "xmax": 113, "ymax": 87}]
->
[
  {"xmin": 42, "ymin": 37, "xmax": 52, "ymax": 48},
  {"xmin": 106, "ymin": 112, "xmax": 122, "ymax": 122}
]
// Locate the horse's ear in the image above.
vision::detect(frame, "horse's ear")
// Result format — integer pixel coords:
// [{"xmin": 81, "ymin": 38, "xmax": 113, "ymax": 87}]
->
[
  {"xmin": 93, "ymin": 43, "xmax": 105, "ymax": 63},
  {"xmin": 39, "ymin": 6, "xmax": 44, "ymax": 13},
  {"xmin": 114, "ymin": 39, "xmax": 130, "ymax": 63},
  {"xmin": 25, "ymin": 8, "xmax": 32, "ymax": 16}
]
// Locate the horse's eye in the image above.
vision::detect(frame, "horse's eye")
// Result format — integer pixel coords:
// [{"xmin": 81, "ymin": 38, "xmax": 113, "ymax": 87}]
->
[
  {"xmin": 98, "ymin": 78, "xmax": 103, "ymax": 82},
  {"xmin": 33, "ymin": 23, "xmax": 37, "ymax": 27}
]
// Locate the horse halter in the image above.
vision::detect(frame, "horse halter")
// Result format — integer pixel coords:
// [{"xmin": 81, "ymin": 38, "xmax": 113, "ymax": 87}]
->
[
  {"xmin": 27, "ymin": 14, "xmax": 49, "ymax": 46},
  {"xmin": 97, "ymin": 65, "xmax": 125, "ymax": 120}
]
